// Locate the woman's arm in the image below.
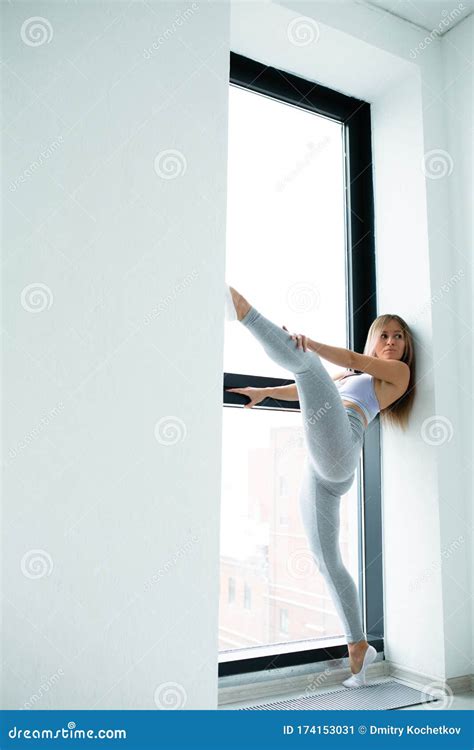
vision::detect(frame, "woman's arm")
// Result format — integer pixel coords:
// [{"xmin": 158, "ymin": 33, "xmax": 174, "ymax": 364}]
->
[
  {"xmin": 308, "ymin": 338, "xmax": 409, "ymax": 386},
  {"xmin": 307, "ymin": 340, "xmax": 353, "ymax": 369},
  {"xmin": 265, "ymin": 372, "xmax": 345, "ymax": 399},
  {"xmin": 349, "ymin": 351, "xmax": 410, "ymax": 386},
  {"xmin": 265, "ymin": 383, "xmax": 299, "ymax": 401},
  {"xmin": 267, "ymin": 372, "xmax": 346, "ymax": 397}
]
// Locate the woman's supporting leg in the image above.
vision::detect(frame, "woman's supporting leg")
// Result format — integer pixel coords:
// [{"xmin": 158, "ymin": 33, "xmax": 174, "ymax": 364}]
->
[
  {"xmin": 240, "ymin": 304, "xmax": 361, "ymax": 483},
  {"xmin": 298, "ymin": 459, "xmax": 365, "ymax": 643}
]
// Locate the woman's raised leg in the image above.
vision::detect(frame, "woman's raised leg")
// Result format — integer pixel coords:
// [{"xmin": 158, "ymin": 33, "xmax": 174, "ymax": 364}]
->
[{"xmin": 237, "ymin": 301, "xmax": 361, "ymax": 483}]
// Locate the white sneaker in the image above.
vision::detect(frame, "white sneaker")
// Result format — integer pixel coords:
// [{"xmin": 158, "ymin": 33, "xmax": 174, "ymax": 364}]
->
[
  {"xmin": 342, "ymin": 644, "xmax": 377, "ymax": 688},
  {"xmin": 224, "ymin": 283, "xmax": 238, "ymax": 322}
]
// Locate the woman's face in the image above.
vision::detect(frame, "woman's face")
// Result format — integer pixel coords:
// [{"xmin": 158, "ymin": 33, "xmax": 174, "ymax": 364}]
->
[{"xmin": 373, "ymin": 320, "xmax": 406, "ymax": 360}]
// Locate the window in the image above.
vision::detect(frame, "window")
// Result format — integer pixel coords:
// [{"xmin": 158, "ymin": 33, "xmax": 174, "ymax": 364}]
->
[
  {"xmin": 220, "ymin": 53, "xmax": 381, "ymax": 677},
  {"xmin": 220, "ymin": 407, "xmax": 359, "ymax": 648},
  {"xmin": 278, "ymin": 476, "xmax": 287, "ymax": 497},
  {"xmin": 279, "ymin": 608, "xmax": 289, "ymax": 635},
  {"xmin": 228, "ymin": 577, "xmax": 235, "ymax": 604},
  {"xmin": 223, "ymin": 90, "xmax": 347, "ymax": 380},
  {"xmin": 278, "ymin": 498, "xmax": 288, "ymax": 527},
  {"xmin": 244, "ymin": 583, "xmax": 252, "ymax": 610}
]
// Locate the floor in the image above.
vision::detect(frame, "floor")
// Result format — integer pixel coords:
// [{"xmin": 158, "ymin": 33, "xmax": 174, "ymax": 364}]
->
[
  {"xmin": 396, "ymin": 692, "xmax": 473, "ymax": 711},
  {"xmin": 222, "ymin": 682, "xmax": 474, "ymax": 711}
]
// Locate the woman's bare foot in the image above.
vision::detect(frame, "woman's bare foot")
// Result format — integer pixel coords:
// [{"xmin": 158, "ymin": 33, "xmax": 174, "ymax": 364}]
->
[
  {"xmin": 229, "ymin": 286, "xmax": 251, "ymax": 321},
  {"xmin": 347, "ymin": 640, "xmax": 369, "ymax": 674}
]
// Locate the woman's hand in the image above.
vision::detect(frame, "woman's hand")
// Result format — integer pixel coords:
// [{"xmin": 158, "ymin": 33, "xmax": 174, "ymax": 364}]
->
[
  {"xmin": 282, "ymin": 325, "xmax": 309, "ymax": 352},
  {"xmin": 226, "ymin": 387, "xmax": 267, "ymax": 409}
]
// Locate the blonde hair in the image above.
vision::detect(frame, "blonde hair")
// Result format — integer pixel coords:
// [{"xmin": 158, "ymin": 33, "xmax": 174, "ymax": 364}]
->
[{"xmin": 336, "ymin": 314, "xmax": 416, "ymax": 431}]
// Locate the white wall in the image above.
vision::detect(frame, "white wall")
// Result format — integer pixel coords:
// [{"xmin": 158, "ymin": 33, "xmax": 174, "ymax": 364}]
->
[
  {"xmin": 1, "ymin": 1, "xmax": 230, "ymax": 709},
  {"xmin": 439, "ymin": 14, "xmax": 473, "ymax": 682}
]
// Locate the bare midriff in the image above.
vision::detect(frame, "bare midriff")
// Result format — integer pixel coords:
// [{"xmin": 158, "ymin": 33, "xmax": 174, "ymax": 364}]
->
[{"xmin": 342, "ymin": 400, "xmax": 368, "ymax": 428}]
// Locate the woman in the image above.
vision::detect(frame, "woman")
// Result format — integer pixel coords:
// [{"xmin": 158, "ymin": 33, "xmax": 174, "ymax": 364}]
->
[{"xmin": 225, "ymin": 285, "xmax": 416, "ymax": 688}]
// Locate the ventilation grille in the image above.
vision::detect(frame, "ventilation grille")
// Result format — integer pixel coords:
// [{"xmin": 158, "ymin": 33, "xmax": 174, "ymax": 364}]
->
[{"xmin": 239, "ymin": 680, "xmax": 437, "ymax": 711}]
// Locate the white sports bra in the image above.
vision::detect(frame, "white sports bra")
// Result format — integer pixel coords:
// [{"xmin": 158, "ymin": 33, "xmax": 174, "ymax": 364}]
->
[{"xmin": 335, "ymin": 372, "xmax": 380, "ymax": 425}]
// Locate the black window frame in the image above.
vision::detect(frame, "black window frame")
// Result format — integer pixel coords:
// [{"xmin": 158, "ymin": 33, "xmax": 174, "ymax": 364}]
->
[{"xmin": 220, "ymin": 51, "xmax": 382, "ymax": 678}]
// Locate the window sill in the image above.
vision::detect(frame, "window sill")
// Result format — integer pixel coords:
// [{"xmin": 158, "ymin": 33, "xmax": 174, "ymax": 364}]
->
[
  {"xmin": 219, "ymin": 635, "xmax": 382, "ymax": 674},
  {"xmin": 218, "ymin": 636, "xmax": 385, "ymax": 707}
]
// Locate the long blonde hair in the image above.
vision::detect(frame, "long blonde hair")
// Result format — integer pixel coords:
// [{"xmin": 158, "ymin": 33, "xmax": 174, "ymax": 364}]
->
[{"xmin": 336, "ymin": 314, "xmax": 416, "ymax": 430}]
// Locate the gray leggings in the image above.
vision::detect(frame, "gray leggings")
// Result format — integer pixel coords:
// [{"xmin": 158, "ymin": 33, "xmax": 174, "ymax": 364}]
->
[{"xmin": 241, "ymin": 305, "xmax": 367, "ymax": 642}]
